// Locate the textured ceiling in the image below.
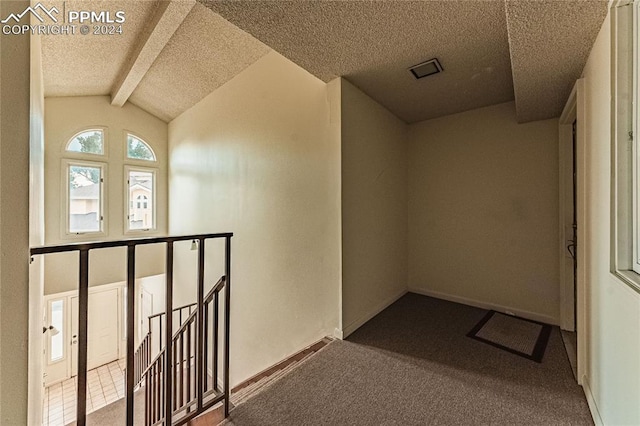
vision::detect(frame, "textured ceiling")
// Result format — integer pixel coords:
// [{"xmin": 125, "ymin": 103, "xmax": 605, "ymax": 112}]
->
[
  {"xmin": 41, "ymin": 1, "xmax": 269, "ymax": 122},
  {"xmin": 201, "ymin": 0, "xmax": 607, "ymax": 124},
  {"xmin": 42, "ymin": 0, "xmax": 157, "ymax": 97},
  {"xmin": 128, "ymin": 3, "xmax": 269, "ymax": 122},
  {"xmin": 505, "ymin": 0, "xmax": 608, "ymax": 122},
  {"xmin": 42, "ymin": 1, "xmax": 608, "ymax": 124},
  {"xmin": 201, "ymin": 0, "xmax": 515, "ymax": 124}
]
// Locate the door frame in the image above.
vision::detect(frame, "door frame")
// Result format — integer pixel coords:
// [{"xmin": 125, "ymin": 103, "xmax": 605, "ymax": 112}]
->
[
  {"xmin": 559, "ymin": 78, "xmax": 588, "ymax": 385},
  {"xmin": 43, "ymin": 282, "xmax": 126, "ymax": 386}
]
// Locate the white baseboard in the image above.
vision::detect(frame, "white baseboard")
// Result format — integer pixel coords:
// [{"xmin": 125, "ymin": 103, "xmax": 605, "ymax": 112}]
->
[
  {"xmin": 333, "ymin": 328, "xmax": 344, "ymax": 340},
  {"xmin": 408, "ymin": 287, "xmax": 559, "ymax": 325},
  {"xmin": 341, "ymin": 288, "xmax": 407, "ymax": 338},
  {"xmin": 582, "ymin": 376, "xmax": 603, "ymax": 426}
]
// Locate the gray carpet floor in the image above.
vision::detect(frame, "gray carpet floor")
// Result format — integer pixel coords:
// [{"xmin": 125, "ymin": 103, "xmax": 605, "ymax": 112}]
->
[{"xmin": 225, "ymin": 293, "xmax": 593, "ymax": 425}]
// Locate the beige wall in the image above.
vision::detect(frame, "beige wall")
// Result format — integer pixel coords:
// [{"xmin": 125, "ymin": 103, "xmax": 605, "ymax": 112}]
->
[
  {"xmin": 340, "ymin": 79, "xmax": 407, "ymax": 336},
  {"xmin": 169, "ymin": 51, "xmax": 342, "ymax": 386},
  {"xmin": 28, "ymin": 29, "xmax": 45, "ymax": 426},
  {"xmin": 0, "ymin": 0, "xmax": 30, "ymax": 423},
  {"xmin": 44, "ymin": 96, "xmax": 168, "ymax": 294},
  {"xmin": 408, "ymin": 101, "xmax": 560, "ymax": 324},
  {"xmin": 581, "ymin": 14, "xmax": 640, "ymax": 424}
]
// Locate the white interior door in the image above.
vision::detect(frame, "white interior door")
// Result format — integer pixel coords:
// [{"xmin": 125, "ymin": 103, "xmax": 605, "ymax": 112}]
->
[
  {"xmin": 71, "ymin": 288, "xmax": 120, "ymax": 375},
  {"xmin": 140, "ymin": 289, "xmax": 153, "ymax": 343}
]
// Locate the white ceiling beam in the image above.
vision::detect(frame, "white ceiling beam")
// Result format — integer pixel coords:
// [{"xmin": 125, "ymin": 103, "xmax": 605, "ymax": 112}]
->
[{"xmin": 111, "ymin": 0, "xmax": 195, "ymax": 107}]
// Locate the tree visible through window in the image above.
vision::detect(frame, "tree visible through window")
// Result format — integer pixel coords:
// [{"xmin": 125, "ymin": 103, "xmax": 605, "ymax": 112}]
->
[
  {"xmin": 67, "ymin": 130, "xmax": 104, "ymax": 155},
  {"xmin": 127, "ymin": 135, "xmax": 155, "ymax": 161}
]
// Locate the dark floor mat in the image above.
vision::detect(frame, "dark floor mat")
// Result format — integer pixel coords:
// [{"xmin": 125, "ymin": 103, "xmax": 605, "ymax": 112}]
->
[{"xmin": 467, "ymin": 310, "xmax": 552, "ymax": 362}]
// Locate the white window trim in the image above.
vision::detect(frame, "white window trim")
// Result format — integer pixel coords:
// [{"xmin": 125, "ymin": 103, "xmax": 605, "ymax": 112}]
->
[
  {"xmin": 124, "ymin": 131, "xmax": 157, "ymax": 162},
  {"xmin": 633, "ymin": 0, "xmax": 640, "ymax": 275},
  {"xmin": 61, "ymin": 159, "xmax": 107, "ymax": 238},
  {"xmin": 64, "ymin": 126, "xmax": 108, "ymax": 157},
  {"xmin": 124, "ymin": 165, "xmax": 157, "ymax": 234},
  {"xmin": 612, "ymin": 1, "xmax": 640, "ymax": 293}
]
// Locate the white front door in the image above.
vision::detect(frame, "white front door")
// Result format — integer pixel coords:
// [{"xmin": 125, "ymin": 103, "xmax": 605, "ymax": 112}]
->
[{"xmin": 71, "ymin": 288, "xmax": 120, "ymax": 375}]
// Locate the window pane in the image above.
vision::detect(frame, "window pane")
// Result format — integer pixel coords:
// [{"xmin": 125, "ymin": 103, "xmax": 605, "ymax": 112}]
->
[
  {"xmin": 50, "ymin": 300, "xmax": 64, "ymax": 362},
  {"xmin": 69, "ymin": 165, "xmax": 101, "ymax": 233},
  {"xmin": 128, "ymin": 170, "xmax": 154, "ymax": 230},
  {"xmin": 127, "ymin": 135, "xmax": 155, "ymax": 161},
  {"xmin": 67, "ymin": 130, "xmax": 104, "ymax": 155}
]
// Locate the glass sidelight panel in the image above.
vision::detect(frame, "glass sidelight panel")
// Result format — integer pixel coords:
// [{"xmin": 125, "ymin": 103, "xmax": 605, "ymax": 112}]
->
[{"xmin": 49, "ymin": 299, "xmax": 64, "ymax": 363}]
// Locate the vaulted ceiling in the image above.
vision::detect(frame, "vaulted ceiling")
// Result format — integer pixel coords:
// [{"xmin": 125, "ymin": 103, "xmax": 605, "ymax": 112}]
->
[{"xmin": 41, "ymin": 0, "xmax": 608, "ymax": 124}]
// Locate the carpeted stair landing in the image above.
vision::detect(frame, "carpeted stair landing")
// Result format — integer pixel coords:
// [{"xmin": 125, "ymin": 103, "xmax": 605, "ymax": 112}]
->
[{"xmin": 223, "ymin": 293, "xmax": 593, "ymax": 425}]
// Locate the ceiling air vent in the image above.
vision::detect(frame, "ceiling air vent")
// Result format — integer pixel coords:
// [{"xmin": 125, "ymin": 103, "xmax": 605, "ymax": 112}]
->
[{"xmin": 409, "ymin": 58, "xmax": 443, "ymax": 79}]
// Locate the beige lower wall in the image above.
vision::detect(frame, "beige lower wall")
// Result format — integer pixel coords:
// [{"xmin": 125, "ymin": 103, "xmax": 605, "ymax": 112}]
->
[
  {"xmin": 0, "ymin": 1, "xmax": 31, "ymax": 422},
  {"xmin": 408, "ymin": 101, "xmax": 560, "ymax": 324},
  {"xmin": 340, "ymin": 79, "xmax": 408, "ymax": 336},
  {"xmin": 581, "ymin": 13, "xmax": 640, "ymax": 424},
  {"xmin": 168, "ymin": 51, "xmax": 341, "ymax": 386}
]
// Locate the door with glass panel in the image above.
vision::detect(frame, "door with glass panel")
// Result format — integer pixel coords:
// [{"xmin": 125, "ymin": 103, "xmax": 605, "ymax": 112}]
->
[{"xmin": 44, "ymin": 298, "xmax": 67, "ymax": 386}]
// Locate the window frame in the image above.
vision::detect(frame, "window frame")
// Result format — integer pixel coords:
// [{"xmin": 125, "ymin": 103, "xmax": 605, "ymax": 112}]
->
[
  {"xmin": 633, "ymin": 0, "xmax": 640, "ymax": 275},
  {"xmin": 612, "ymin": 1, "xmax": 640, "ymax": 292},
  {"xmin": 125, "ymin": 132, "xmax": 157, "ymax": 162},
  {"xmin": 124, "ymin": 165, "xmax": 157, "ymax": 234},
  {"xmin": 62, "ymin": 159, "xmax": 107, "ymax": 237},
  {"xmin": 64, "ymin": 127, "xmax": 107, "ymax": 157}
]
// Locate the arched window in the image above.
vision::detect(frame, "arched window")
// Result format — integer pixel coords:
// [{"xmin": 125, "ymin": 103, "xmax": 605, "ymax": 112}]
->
[
  {"xmin": 127, "ymin": 134, "xmax": 156, "ymax": 161},
  {"xmin": 136, "ymin": 195, "xmax": 148, "ymax": 209},
  {"xmin": 66, "ymin": 130, "xmax": 104, "ymax": 155},
  {"xmin": 64, "ymin": 130, "xmax": 105, "ymax": 235}
]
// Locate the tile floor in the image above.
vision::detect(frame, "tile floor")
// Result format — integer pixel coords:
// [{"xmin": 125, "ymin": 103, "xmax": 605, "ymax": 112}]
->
[{"xmin": 42, "ymin": 359, "xmax": 126, "ymax": 426}]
